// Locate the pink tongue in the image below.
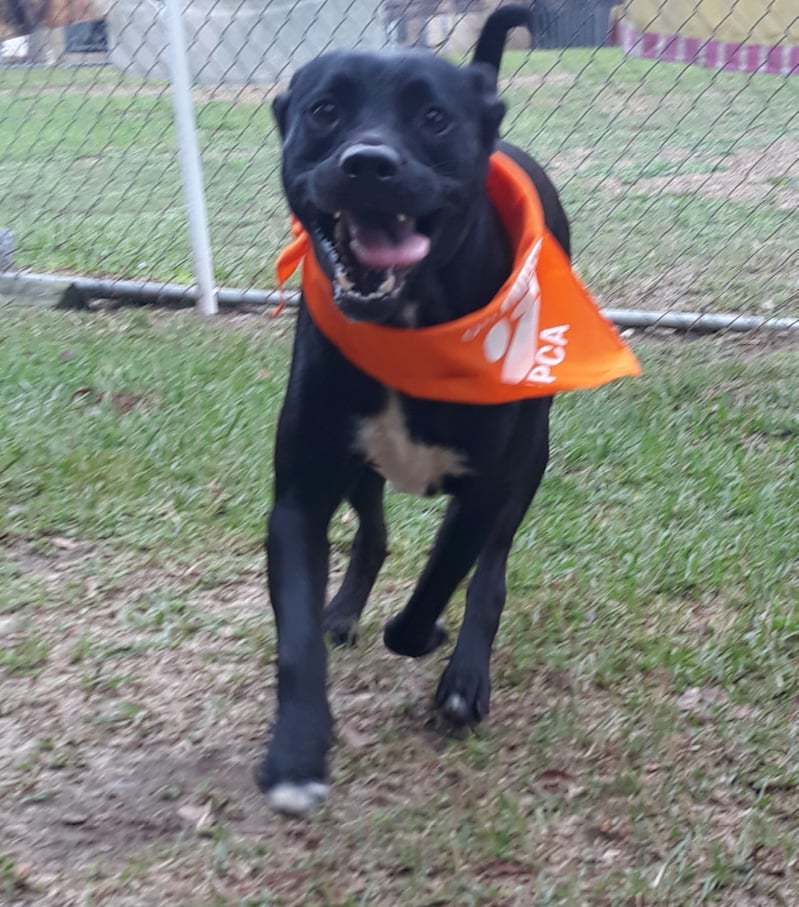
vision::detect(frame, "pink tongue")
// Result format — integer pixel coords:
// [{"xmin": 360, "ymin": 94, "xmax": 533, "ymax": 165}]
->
[{"xmin": 349, "ymin": 222, "xmax": 430, "ymax": 270}]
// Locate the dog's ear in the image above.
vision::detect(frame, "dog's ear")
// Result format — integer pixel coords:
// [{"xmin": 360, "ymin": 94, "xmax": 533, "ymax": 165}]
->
[
  {"xmin": 272, "ymin": 92, "xmax": 290, "ymax": 138},
  {"xmin": 467, "ymin": 64, "xmax": 506, "ymax": 149}
]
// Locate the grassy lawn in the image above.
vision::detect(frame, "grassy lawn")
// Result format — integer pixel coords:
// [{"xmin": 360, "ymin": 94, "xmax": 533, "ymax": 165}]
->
[
  {"xmin": 1, "ymin": 49, "xmax": 798, "ymax": 316},
  {"xmin": 1, "ymin": 304, "xmax": 798, "ymax": 904}
]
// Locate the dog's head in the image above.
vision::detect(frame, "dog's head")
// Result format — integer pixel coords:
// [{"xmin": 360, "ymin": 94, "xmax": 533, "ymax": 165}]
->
[{"xmin": 272, "ymin": 8, "xmax": 532, "ymax": 324}]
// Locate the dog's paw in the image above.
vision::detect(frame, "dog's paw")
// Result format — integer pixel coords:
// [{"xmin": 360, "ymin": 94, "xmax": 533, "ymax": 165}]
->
[
  {"xmin": 322, "ymin": 608, "xmax": 359, "ymax": 647},
  {"xmin": 435, "ymin": 661, "xmax": 490, "ymax": 726},
  {"xmin": 383, "ymin": 615, "xmax": 448, "ymax": 658},
  {"xmin": 267, "ymin": 781, "xmax": 329, "ymax": 816},
  {"xmin": 256, "ymin": 713, "xmax": 331, "ymax": 816}
]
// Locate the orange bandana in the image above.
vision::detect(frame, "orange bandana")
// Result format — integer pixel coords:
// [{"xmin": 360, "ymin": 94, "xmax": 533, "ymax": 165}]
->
[{"xmin": 276, "ymin": 151, "xmax": 640, "ymax": 404}]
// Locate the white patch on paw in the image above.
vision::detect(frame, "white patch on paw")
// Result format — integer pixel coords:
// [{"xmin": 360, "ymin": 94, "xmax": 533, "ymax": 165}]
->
[
  {"xmin": 444, "ymin": 693, "xmax": 468, "ymax": 719},
  {"xmin": 268, "ymin": 781, "xmax": 329, "ymax": 816}
]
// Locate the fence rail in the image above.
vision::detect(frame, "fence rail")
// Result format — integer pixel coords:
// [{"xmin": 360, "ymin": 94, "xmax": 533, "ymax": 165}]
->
[{"xmin": 1, "ymin": 0, "xmax": 797, "ymax": 334}]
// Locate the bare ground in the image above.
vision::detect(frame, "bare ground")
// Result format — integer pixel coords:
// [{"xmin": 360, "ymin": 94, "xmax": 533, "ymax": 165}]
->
[
  {"xmin": 608, "ymin": 138, "xmax": 799, "ymax": 211},
  {"xmin": 3, "ymin": 534, "xmax": 798, "ymax": 906}
]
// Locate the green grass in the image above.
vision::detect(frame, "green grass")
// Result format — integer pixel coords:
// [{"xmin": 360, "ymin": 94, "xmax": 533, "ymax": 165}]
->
[
  {"xmin": 2, "ymin": 309, "xmax": 797, "ymax": 616},
  {"xmin": 1, "ymin": 49, "xmax": 797, "ymax": 314},
  {"xmin": 1, "ymin": 305, "xmax": 798, "ymax": 904}
]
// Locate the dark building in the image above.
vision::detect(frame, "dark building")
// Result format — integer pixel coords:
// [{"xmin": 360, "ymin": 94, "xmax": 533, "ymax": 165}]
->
[{"xmin": 383, "ymin": 0, "xmax": 615, "ymax": 53}]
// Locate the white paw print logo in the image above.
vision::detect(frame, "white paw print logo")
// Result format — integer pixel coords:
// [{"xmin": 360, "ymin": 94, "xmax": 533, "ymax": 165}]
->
[{"xmin": 463, "ymin": 241, "xmax": 570, "ymax": 386}]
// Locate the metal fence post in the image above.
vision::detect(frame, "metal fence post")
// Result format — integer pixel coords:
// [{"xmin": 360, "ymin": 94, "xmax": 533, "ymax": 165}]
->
[{"xmin": 163, "ymin": 0, "xmax": 218, "ymax": 315}]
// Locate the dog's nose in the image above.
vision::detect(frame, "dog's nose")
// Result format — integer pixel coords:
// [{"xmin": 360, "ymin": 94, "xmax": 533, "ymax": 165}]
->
[{"xmin": 339, "ymin": 143, "xmax": 401, "ymax": 180}]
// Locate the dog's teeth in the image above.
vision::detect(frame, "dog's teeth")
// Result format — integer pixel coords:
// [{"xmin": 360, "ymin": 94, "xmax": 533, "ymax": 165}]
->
[
  {"xmin": 321, "ymin": 237, "xmax": 341, "ymax": 265},
  {"xmin": 335, "ymin": 267, "xmax": 354, "ymax": 291},
  {"xmin": 397, "ymin": 213, "xmax": 408, "ymax": 223},
  {"xmin": 334, "ymin": 211, "xmax": 341, "ymax": 220},
  {"xmin": 378, "ymin": 272, "xmax": 396, "ymax": 295}
]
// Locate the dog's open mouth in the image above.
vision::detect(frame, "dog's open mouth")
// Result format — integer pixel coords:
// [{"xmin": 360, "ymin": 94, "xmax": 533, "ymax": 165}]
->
[{"xmin": 312, "ymin": 209, "xmax": 433, "ymax": 307}]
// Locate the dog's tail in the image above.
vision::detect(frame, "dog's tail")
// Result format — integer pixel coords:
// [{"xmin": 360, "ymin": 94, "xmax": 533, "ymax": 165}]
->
[{"xmin": 471, "ymin": 5, "xmax": 534, "ymax": 79}]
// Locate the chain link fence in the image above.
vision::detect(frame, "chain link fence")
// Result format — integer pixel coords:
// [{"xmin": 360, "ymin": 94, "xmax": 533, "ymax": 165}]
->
[{"xmin": 1, "ymin": 0, "xmax": 797, "ymax": 332}]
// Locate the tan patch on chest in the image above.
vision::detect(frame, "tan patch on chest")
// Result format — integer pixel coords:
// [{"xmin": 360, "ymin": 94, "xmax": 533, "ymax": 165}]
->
[{"xmin": 356, "ymin": 394, "xmax": 470, "ymax": 495}]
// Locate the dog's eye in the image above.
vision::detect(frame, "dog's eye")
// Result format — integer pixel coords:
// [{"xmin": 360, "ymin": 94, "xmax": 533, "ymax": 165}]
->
[
  {"xmin": 309, "ymin": 100, "xmax": 339, "ymax": 128},
  {"xmin": 421, "ymin": 106, "xmax": 451, "ymax": 136}
]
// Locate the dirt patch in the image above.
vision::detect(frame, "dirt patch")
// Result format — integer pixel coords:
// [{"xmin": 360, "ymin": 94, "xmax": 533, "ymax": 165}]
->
[
  {"xmin": 546, "ymin": 146, "xmax": 597, "ymax": 179},
  {"xmin": 6, "ymin": 73, "xmax": 578, "ymax": 105},
  {"xmin": 4, "ymin": 736, "xmax": 325, "ymax": 870},
  {"xmin": 500, "ymin": 72, "xmax": 576, "ymax": 91},
  {"xmin": 2, "ymin": 542, "xmax": 418, "ymax": 867},
  {"xmin": 2, "ymin": 522, "xmax": 798, "ymax": 903},
  {"xmin": 615, "ymin": 138, "xmax": 799, "ymax": 210},
  {"xmin": 4, "ymin": 81, "xmax": 287, "ymax": 105}
]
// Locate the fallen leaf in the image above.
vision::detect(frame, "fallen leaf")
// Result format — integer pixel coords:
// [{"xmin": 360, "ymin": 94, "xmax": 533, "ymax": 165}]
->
[
  {"xmin": 0, "ymin": 616, "xmax": 22, "ymax": 636},
  {"xmin": 72, "ymin": 387, "xmax": 102, "ymax": 404},
  {"xmin": 537, "ymin": 768, "xmax": 575, "ymax": 789},
  {"xmin": 753, "ymin": 845, "xmax": 787, "ymax": 877},
  {"xmin": 177, "ymin": 804, "xmax": 205, "ymax": 824},
  {"xmin": 732, "ymin": 704, "xmax": 756, "ymax": 720},
  {"xmin": 677, "ymin": 686, "xmax": 729, "ymax": 717},
  {"xmin": 586, "ymin": 821, "xmax": 628, "ymax": 843},
  {"xmin": 158, "ymin": 784, "xmax": 183, "ymax": 802},
  {"xmin": 565, "ymin": 784, "xmax": 586, "ymax": 801},
  {"xmin": 479, "ymin": 858, "xmax": 532, "ymax": 879},
  {"xmin": 749, "ymin": 775, "xmax": 798, "ymax": 794},
  {"xmin": 339, "ymin": 724, "xmax": 378, "ymax": 750},
  {"xmin": 110, "ymin": 392, "xmax": 146, "ymax": 413},
  {"xmin": 60, "ymin": 813, "xmax": 88, "ymax": 826},
  {"xmin": 256, "ymin": 368, "xmax": 271, "ymax": 380},
  {"xmin": 51, "ymin": 536, "xmax": 80, "ymax": 551},
  {"xmin": 177, "ymin": 803, "xmax": 214, "ymax": 835},
  {"xmin": 59, "ymin": 350, "xmax": 76, "ymax": 362}
]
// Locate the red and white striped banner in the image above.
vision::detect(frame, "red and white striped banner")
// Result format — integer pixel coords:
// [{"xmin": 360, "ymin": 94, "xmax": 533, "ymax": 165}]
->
[{"xmin": 615, "ymin": 20, "xmax": 799, "ymax": 76}]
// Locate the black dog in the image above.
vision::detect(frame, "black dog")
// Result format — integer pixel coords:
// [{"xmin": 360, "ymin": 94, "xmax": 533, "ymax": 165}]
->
[{"xmin": 260, "ymin": 6, "xmax": 570, "ymax": 814}]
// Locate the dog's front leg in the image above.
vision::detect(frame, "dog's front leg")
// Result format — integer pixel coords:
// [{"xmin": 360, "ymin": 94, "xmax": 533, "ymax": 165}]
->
[
  {"xmin": 257, "ymin": 491, "xmax": 341, "ymax": 815},
  {"xmin": 436, "ymin": 429, "xmax": 549, "ymax": 726},
  {"xmin": 383, "ymin": 488, "xmax": 506, "ymax": 659}
]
